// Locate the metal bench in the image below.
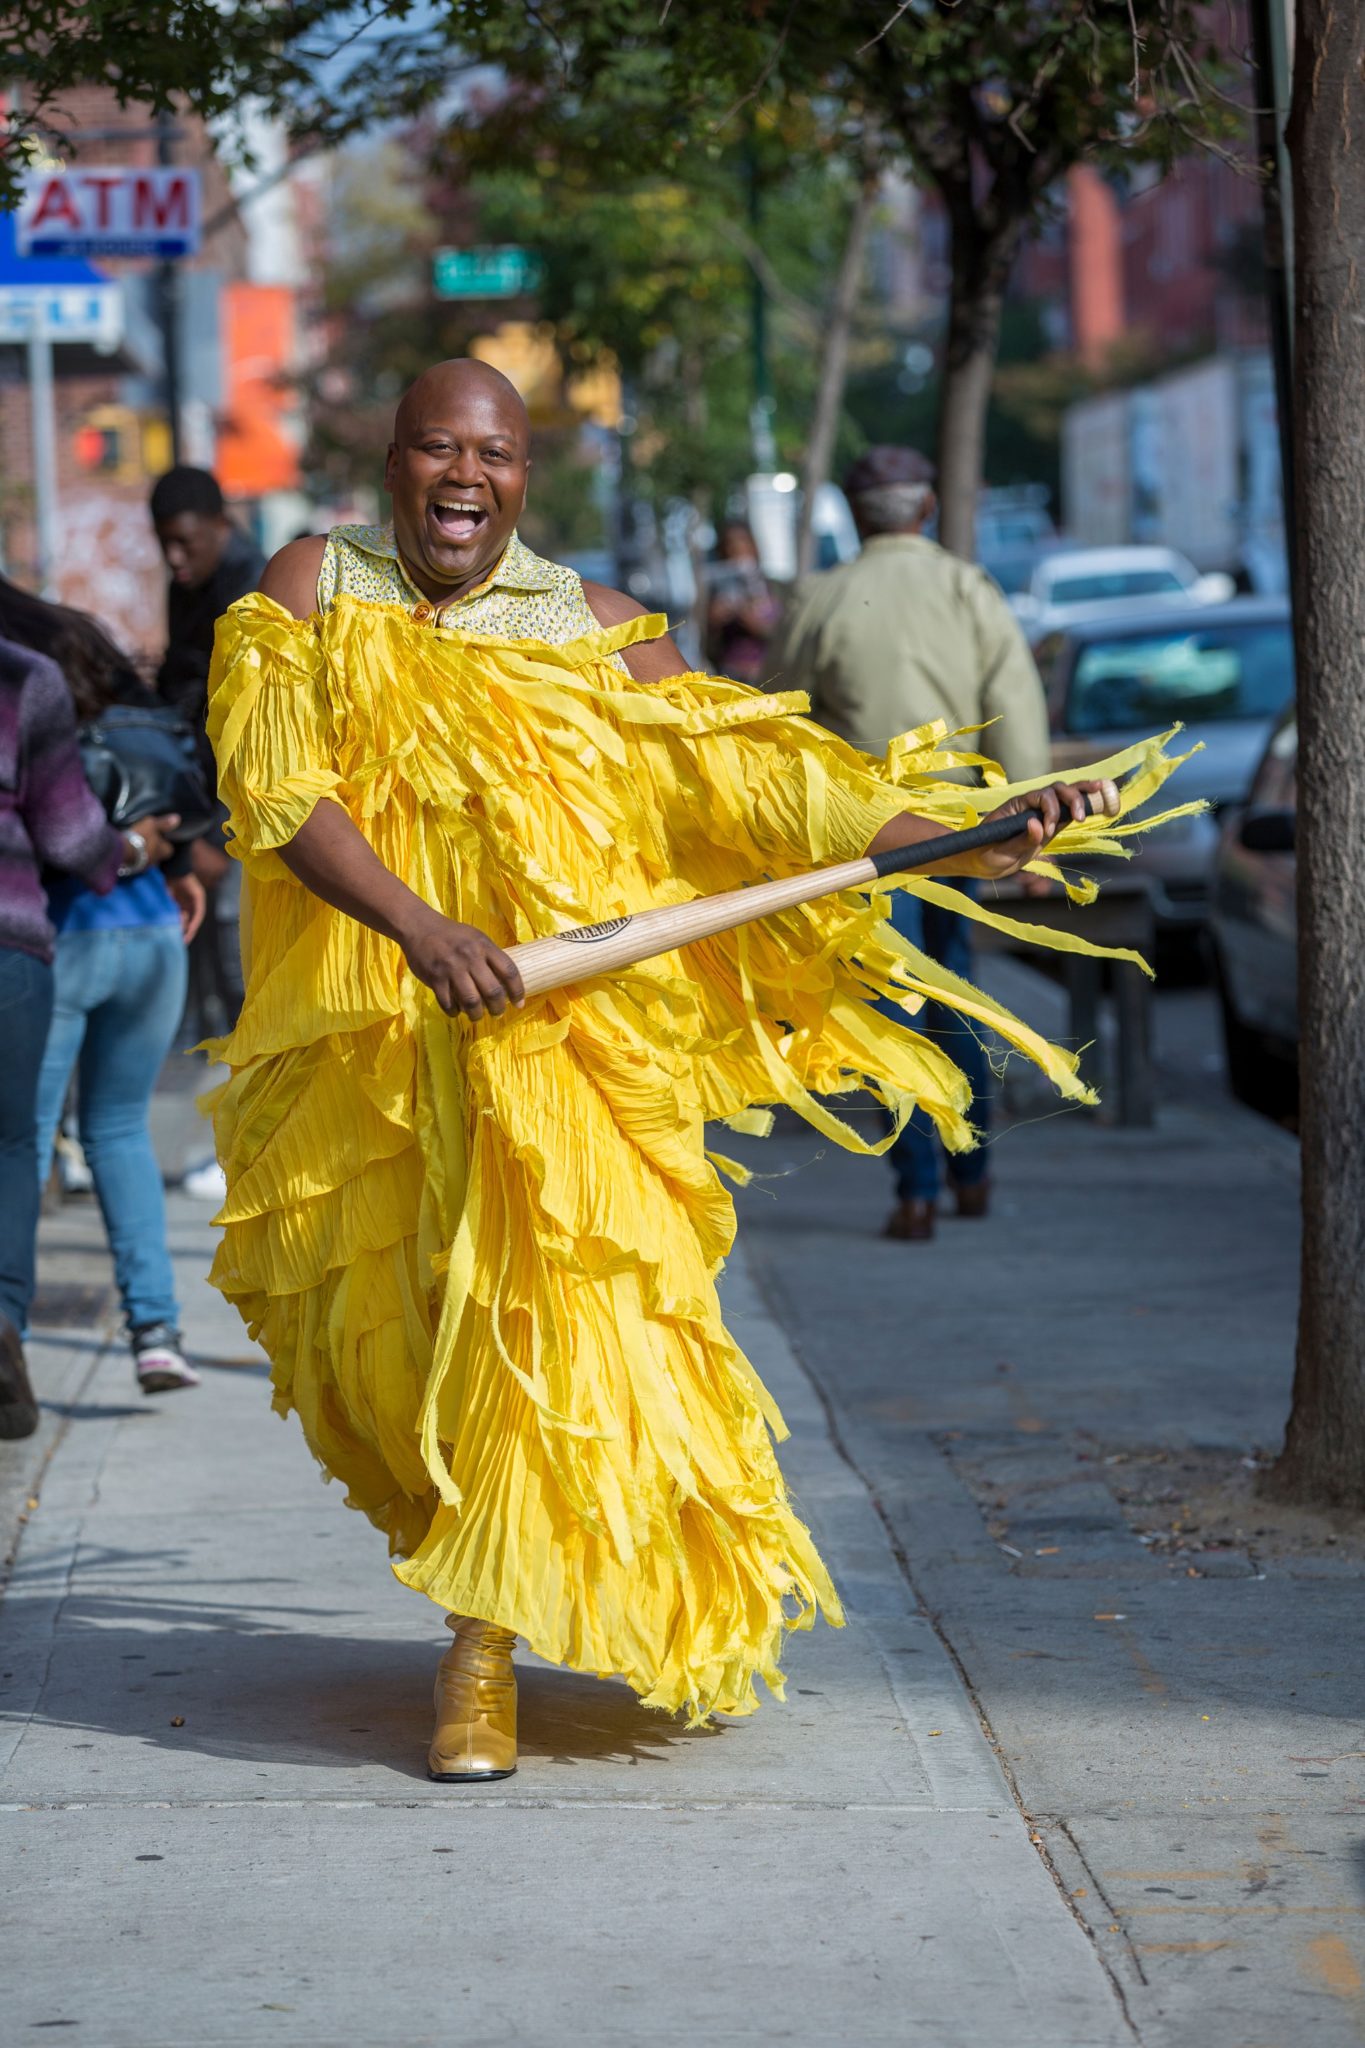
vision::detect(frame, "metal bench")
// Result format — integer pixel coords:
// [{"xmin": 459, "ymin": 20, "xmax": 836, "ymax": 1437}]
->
[{"xmin": 973, "ymin": 877, "xmax": 1158, "ymax": 1127}]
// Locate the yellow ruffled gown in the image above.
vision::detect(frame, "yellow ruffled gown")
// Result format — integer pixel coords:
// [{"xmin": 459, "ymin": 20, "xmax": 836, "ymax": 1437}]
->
[{"xmin": 206, "ymin": 594, "xmax": 1191, "ymax": 1722}]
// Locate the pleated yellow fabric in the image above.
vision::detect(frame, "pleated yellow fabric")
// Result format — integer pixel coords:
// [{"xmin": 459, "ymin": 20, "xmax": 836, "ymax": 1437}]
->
[{"xmin": 205, "ymin": 593, "xmax": 1192, "ymax": 1722}]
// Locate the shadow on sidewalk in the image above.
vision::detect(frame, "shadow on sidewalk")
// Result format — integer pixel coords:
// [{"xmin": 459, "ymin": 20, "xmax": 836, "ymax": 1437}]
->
[{"xmin": 2, "ymin": 1582, "xmax": 718, "ymax": 1783}]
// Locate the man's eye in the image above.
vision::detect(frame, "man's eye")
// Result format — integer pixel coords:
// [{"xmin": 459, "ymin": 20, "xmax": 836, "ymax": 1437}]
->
[{"xmin": 484, "ymin": 447, "xmax": 511, "ymax": 462}]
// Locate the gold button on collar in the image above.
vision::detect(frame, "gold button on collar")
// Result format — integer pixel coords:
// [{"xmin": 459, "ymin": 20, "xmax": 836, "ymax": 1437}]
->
[{"xmin": 412, "ymin": 601, "xmax": 433, "ymax": 622}]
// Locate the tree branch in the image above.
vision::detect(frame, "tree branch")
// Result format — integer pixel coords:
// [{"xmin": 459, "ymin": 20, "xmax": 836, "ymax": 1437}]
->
[{"xmin": 712, "ymin": 0, "xmax": 798, "ymax": 132}]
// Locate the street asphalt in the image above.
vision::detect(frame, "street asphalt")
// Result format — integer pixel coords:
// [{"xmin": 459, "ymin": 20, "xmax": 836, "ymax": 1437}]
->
[{"xmin": 1, "ymin": 975, "xmax": 1354, "ymax": 2048}]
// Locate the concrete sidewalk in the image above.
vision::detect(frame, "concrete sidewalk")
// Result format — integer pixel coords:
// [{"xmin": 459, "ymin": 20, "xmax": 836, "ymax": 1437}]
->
[
  {"xmin": 733, "ymin": 984, "xmax": 1365, "ymax": 2048},
  {"xmin": 2, "ymin": 1082, "xmax": 1128, "ymax": 2045}
]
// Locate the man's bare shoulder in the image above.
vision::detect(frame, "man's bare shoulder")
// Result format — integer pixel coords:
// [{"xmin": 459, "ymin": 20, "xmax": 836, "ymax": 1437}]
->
[
  {"xmin": 259, "ymin": 535, "xmax": 328, "ymax": 621},
  {"xmin": 581, "ymin": 579, "xmax": 690, "ymax": 682},
  {"xmin": 580, "ymin": 579, "xmax": 643, "ymax": 629}
]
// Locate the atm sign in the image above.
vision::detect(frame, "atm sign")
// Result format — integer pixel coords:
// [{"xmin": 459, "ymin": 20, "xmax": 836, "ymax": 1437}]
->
[{"xmin": 18, "ymin": 168, "xmax": 202, "ymax": 259}]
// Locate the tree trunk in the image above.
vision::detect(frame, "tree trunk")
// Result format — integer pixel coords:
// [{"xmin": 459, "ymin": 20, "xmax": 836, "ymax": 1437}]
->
[
  {"xmin": 934, "ymin": 220, "xmax": 1018, "ymax": 561},
  {"xmin": 1267, "ymin": 0, "xmax": 1365, "ymax": 1506},
  {"xmin": 795, "ymin": 165, "xmax": 880, "ymax": 580},
  {"xmin": 681, "ymin": 340, "xmax": 711, "ymax": 669}
]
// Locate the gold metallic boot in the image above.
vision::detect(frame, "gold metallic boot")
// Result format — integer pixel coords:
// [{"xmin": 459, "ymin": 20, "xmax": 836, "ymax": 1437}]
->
[{"xmin": 428, "ymin": 1615, "xmax": 518, "ymax": 1782}]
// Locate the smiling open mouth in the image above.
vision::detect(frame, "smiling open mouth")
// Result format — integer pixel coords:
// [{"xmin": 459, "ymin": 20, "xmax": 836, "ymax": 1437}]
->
[{"xmin": 428, "ymin": 499, "xmax": 489, "ymax": 543}]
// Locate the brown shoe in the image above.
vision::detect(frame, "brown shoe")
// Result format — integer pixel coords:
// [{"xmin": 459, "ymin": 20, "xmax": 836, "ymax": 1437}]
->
[
  {"xmin": 952, "ymin": 1180, "xmax": 992, "ymax": 1221},
  {"xmin": 0, "ymin": 1315, "xmax": 39, "ymax": 1440},
  {"xmin": 883, "ymin": 1198, "xmax": 936, "ymax": 1242}
]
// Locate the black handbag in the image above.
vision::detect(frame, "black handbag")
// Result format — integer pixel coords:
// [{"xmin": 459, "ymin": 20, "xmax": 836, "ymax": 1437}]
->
[{"xmin": 78, "ymin": 704, "xmax": 216, "ymax": 843}]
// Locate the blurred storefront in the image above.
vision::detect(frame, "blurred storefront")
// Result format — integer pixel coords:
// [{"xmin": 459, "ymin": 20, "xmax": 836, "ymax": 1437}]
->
[{"xmin": 0, "ymin": 87, "xmax": 313, "ymax": 656}]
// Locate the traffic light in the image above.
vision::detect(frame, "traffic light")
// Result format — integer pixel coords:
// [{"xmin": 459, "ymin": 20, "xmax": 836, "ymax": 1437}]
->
[
  {"xmin": 73, "ymin": 418, "xmax": 125, "ymax": 473},
  {"xmin": 71, "ymin": 405, "xmax": 171, "ymax": 482}
]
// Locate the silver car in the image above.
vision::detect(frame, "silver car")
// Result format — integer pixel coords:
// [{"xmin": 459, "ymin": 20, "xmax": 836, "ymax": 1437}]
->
[
  {"xmin": 1013, "ymin": 544, "xmax": 1235, "ymax": 647},
  {"xmin": 1037, "ymin": 597, "xmax": 1294, "ymax": 931},
  {"xmin": 1209, "ymin": 707, "xmax": 1297, "ymax": 1118}
]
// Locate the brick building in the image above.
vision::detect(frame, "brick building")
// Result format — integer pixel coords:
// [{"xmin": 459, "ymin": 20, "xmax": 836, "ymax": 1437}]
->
[{"xmin": 1013, "ymin": 149, "xmax": 1267, "ymax": 366}]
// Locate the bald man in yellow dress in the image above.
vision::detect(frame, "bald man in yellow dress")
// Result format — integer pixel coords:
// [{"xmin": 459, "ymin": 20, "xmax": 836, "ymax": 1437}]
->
[{"xmin": 207, "ymin": 359, "xmax": 1179, "ymax": 1781}]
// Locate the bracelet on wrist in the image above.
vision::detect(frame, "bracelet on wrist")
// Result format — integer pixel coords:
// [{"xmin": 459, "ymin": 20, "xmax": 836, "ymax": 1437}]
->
[{"xmin": 118, "ymin": 828, "xmax": 150, "ymax": 879}]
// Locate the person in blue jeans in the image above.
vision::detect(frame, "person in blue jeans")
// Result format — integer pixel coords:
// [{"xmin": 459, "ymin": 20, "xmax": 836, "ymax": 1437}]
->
[
  {"xmin": 36, "ymin": 888, "xmax": 199, "ymax": 1393},
  {"xmin": 767, "ymin": 443, "xmax": 1053, "ymax": 1241},
  {"xmin": 881, "ymin": 882, "xmax": 992, "ymax": 1236},
  {"xmin": 0, "ymin": 625, "xmax": 180, "ymax": 1435},
  {"xmin": 0, "ymin": 578, "xmax": 204, "ymax": 1396}
]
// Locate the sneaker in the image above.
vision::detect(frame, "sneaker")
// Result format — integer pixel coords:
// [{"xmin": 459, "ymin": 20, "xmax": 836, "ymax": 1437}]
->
[
  {"xmin": 56, "ymin": 1128, "xmax": 94, "ymax": 1195},
  {"xmin": 132, "ymin": 1323, "xmax": 201, "ymax": 1396},
  {"xmin": 181, "ymin": 1159, "xmax": 228, "ymax": 1203},
  {"xmin": 0, "ymin": 1315, "xmax": 39, "ymax": 1438}
]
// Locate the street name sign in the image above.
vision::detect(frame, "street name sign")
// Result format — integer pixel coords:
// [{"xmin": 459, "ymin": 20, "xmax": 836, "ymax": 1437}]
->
[
  {"xmin": 0, "ymin": 282, "xmax": 123, "ymax": 349},
  {"xmin": 17, "ymin": 168, "xmax": 202, "ymax": 260},
  {"xmin": 433, "ymin": 246, "xmax": 545, "ymax": 298}
]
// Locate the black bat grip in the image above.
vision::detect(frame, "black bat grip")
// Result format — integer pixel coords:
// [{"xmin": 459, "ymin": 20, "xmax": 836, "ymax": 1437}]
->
[{"xmin": 866, "ymin": 791, "xmax": 1108, "ymax": 882}]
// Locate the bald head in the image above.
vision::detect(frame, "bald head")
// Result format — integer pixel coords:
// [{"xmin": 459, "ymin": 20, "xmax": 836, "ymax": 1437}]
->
[
  {"xmin": 393, "ymin": 357, "xmax": 530, "ymax": 450},
  {"xmin": 384, "ymin": 357, "xmax": 533, "ymax": 602}
]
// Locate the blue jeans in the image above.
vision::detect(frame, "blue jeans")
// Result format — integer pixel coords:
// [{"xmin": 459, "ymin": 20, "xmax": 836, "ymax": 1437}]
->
[
  {"xmin": 0, "ymin": 949, "xmax": 55, "ymax": 1331},
  {"xmin": 35, "ymin": 925, "xmax": 187, "ymax": 1334},
  {"xmin": 882, "ymin": 883, "xmax": 991, "ymax": 1203}
]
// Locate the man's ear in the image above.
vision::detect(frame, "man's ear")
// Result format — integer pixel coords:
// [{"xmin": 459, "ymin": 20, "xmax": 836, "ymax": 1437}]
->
[
  {"xmin": 383, "ymin": 443, "xmax": 398, "ymax": 492},
  {"xmin": 920, "ymin": 488, "xmax": 938, "ymax": 530}
]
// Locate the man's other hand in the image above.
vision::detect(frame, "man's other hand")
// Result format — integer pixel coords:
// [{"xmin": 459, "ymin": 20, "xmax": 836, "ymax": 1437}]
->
[{"xmin": 400, "ymin": 907, "xmax": 526, "ymax": 1021}]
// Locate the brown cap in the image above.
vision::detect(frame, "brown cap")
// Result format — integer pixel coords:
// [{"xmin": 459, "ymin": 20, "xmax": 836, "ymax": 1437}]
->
[{"xmin": 842, "ymin": 445, "xmax": 936, "ymax": 499}]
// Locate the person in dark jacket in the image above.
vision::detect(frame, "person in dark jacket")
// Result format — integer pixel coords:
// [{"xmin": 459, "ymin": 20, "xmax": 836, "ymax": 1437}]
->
[
  {"xmin": 151, "ymin": 466, "xmax": 265, "ymax": 767},
  {"xmin": 0, "ymin": 628, "xmax": 177, "ymax": 1437},
  {"xmin": 150, "ymin": 466, "xmax": 264, "ymax": 1043}
]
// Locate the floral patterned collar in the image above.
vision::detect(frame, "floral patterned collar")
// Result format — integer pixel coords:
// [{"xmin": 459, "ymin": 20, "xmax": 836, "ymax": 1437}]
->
[{"xmin": 341, "ymin": 525, "xmax": 558, "ymax": 605}]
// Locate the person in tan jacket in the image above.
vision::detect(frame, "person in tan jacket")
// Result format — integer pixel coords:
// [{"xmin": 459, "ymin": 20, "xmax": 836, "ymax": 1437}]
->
[{"xmin": 767, "ymin": 445, "xmax": 1051, "ymax": 1240}]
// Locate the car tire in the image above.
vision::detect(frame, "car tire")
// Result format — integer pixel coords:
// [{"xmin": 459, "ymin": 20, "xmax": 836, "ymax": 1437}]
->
[{"xmin": 1214, "ymin": 958, "xmax": 1298, "ymax": 1122}]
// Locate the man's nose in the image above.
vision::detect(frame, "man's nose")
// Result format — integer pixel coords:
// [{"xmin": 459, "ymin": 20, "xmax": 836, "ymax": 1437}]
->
[{"xmin": 442, "ymin": 450, "xmax": 484, "ymax": 487}]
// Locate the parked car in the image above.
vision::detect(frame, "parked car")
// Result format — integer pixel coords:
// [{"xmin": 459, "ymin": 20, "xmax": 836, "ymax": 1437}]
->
[
  {"xmin": 1013, "ymin": 544, "xmax": 1235, "ymax": 644},
  {"xmin": 1038, "ymin": 597, "xmax": 1294, "ymax": 931},
  {"xmin": 1208, "ymin": 706, "xmax": 1298, "ymax": 1118}
]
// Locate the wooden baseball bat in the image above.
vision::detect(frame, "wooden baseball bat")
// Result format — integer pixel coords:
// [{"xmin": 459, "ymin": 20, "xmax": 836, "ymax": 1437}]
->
[{"xmin": 507, "ymin": 789, "xmax": 1111, "ymax": 999}]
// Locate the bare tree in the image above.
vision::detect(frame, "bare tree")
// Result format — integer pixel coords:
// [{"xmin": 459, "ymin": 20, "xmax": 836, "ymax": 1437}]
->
[{"xmin": 794, "ymin": 161, "xmax": 880, "ymax": 579}]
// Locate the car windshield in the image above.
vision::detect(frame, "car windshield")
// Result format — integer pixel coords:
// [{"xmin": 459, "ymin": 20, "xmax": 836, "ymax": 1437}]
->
[
  {"xmin": 1065, "ymin": 620, "xmax": 1294, "ymax": 733},
  {"xmin": 1048, "ymin": 568, "xmax": 1188, "ymax": 605}
]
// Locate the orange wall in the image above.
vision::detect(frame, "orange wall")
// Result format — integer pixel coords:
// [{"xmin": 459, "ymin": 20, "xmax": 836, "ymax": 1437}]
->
[
  {"xmin": 216, "ymin": 282, "xmax": 300, "ymax": 497},
  {"xmin": 1068, "ymin": 166, "xmax": 1125, "ymax": 369}
]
